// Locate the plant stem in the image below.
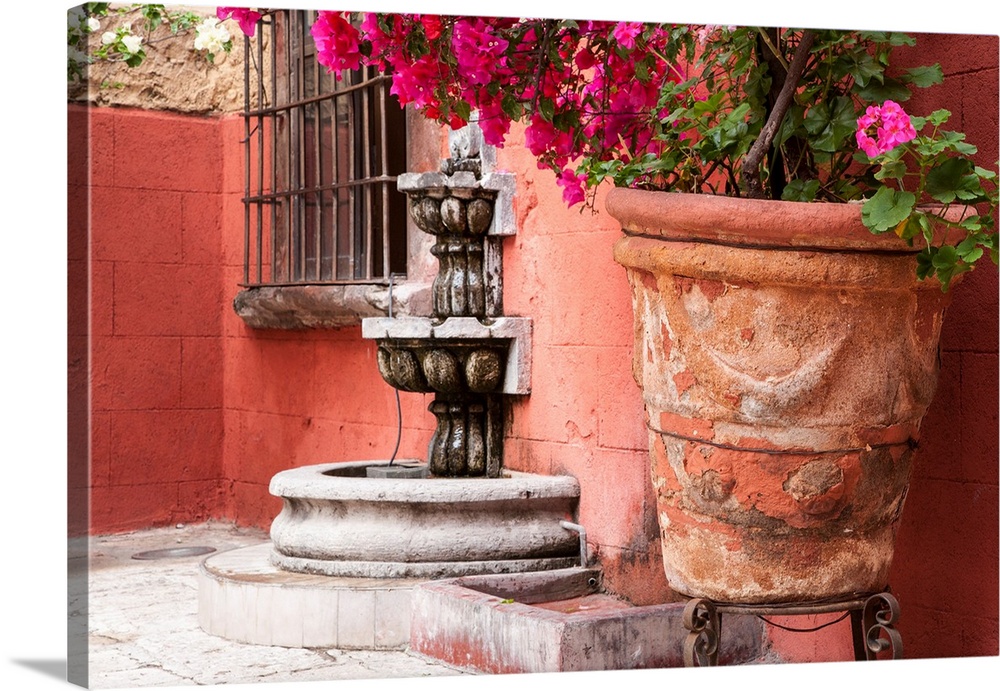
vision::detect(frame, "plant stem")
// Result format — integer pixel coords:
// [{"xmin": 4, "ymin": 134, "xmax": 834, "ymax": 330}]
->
[
  {"xmin": 755, "ymin": 28, "xmax": 788, "ymax": 71},
  {"xmin": 741, "ymin": 29, "xmax": 816, "ymax": 199}
]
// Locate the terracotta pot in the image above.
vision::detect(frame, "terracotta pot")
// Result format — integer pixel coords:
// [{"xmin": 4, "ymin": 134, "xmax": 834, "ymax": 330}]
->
[{"xmin": 607, "ymin": 189, "xmax": 961, "ymax": 604}]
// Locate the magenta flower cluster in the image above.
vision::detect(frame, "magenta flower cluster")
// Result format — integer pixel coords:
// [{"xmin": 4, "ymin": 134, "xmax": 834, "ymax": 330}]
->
[
  {"xmin": 217, "ymin": 6, "xmax": 262, "ymax": 37},
  {"xmin": 309, "ymin": 12, "xmax": 678, "ymax": 206},
  {"xmin": 855, "ymin": 100, "xmax": 917, "ymax": 158}
]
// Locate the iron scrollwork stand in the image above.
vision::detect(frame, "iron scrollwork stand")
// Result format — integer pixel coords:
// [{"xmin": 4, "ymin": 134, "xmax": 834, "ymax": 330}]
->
[{"xmin": 682, "ymin": 591, "xmax": 903, "ymax": 666}]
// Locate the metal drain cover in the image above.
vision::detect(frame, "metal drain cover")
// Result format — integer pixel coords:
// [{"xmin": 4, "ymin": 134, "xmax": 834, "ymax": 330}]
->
[{"xmin": 131, "ymin": 546, "xmax": 216, "ymax": 560}]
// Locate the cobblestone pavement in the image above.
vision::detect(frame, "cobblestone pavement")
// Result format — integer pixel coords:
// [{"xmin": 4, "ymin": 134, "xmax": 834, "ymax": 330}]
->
[{"xmin": 73, "ymin": 522, "xmax": 470, "ymax": 688}]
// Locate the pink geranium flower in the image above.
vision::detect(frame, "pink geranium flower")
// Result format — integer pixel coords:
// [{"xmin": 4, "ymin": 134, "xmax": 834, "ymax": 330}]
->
[
  {"xmin": 217, "ymin": 6, "xmax": 262, "ymax": 37},
  {"xmin": 856, "ymin": 100, "xmax": 917, "ymax": 158}
]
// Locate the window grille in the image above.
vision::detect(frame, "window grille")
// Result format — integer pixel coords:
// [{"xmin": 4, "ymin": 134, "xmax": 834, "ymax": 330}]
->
[{"xmin": 241, "ymin": 10, "xmax": 408, "ymax": 287}]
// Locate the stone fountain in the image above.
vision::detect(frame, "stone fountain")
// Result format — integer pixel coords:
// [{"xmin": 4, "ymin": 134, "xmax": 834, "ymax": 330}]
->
[{"xmin": 197, "ymin": 121, "xmax": 582, "ymax": 649}]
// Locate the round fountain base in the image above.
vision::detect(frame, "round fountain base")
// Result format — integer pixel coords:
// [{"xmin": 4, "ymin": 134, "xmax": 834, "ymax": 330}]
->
[
  {"xmin": 198, "ymin": 542, "xmax": 427, "ymax": 649},
  {"xmin": 269, "ymin": 461, "xmax": 582, "ymax": 579}
]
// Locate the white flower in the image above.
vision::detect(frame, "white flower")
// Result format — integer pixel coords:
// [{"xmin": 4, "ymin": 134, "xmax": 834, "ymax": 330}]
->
[
  {"xmin": 86, "ymin": 17, "xmax": 100, "ymax": 32},
  {"xmin": 101, "ymin": 31, "xmax": 117, "ymax": 45},
  {"xmin": 121, "ymin": 34, "xmax": 143, "ymax": 54},
  {"xmin": 194, "ymin": 17, "xmax": 231, "ymax": 55}
]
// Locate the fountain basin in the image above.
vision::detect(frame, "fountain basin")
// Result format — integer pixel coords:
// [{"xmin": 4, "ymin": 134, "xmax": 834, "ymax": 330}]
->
[{"xmin": 269, "ymin": 461, "xmax": 581, "ymax": 579}]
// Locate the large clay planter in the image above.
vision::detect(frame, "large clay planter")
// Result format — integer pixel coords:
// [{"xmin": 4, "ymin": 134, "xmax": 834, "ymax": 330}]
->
[{"xmin": 607, "ymin": 189, "xmax": 961, "ymax": 604}]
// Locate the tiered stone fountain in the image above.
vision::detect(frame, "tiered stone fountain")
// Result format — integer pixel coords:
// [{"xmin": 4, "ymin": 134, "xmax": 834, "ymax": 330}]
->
[{"xmin": 198, "ymin": 121, "xmax": 581, "ymax": 649}]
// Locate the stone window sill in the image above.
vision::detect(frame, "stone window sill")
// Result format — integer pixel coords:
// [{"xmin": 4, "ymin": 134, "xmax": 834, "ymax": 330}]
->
[{"xmin": 233, "ymin": 282, "xmax": 432, "ymax": 330}]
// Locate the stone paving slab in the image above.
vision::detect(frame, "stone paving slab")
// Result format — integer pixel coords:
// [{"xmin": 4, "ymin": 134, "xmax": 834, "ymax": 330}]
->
[{"xmin": 79, "ymin": 522, "xmax": 469, "ymax": 688}]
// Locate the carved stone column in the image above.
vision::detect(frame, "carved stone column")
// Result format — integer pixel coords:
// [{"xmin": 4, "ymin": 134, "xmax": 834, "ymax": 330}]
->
[{"xmin": 363, "ymin": 118, "xmax": 526, "ymax": 478}]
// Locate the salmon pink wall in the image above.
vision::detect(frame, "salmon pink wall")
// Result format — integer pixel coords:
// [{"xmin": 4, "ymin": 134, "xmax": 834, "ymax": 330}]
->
[
  {"xmin": 495, "ymin": 139, "xmax": 671, "ymax": 605},
  {"xmin": 217, "ymin": 325, "xmax": 438, "ymax": 528}
]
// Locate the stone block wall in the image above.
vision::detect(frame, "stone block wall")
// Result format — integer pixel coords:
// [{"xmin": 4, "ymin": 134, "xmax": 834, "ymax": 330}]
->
[{"xmin": 76, "ymin": 105, "xmax": 229, "ymax": 531}]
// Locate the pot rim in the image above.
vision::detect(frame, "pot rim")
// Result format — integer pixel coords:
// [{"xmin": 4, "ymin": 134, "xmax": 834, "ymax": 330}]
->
[{"xmin": 605, "ymin": 188, "xmax": 969, "ymax": 253}]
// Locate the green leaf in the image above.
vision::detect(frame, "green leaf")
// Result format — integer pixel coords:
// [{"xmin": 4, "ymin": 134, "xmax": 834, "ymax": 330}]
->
[
  {"xmin": 539, "ymin": 98, "xmax": 555, "ymax": 123},
  {"xmin": 931, "ymin": 244, "xmax": 959, "ymax": 269},
  {"xmin": 926, "ymin": 158, "xmax": 974, "ymax": 203},
  {"xmin": 902, "ymin": 64, "xmax": 943, "ymax": 88},
  {"xmin": 844, "ymin": 52, "xmax": 884, "ymax": 88},
  {"xmin": 975, "ymin": 165, "xmax": 998, "ymax": 182},
  {"xmin": 776, "ymin": 104, "xmax": 805, "ymax": 146},
  {"xmin": 875, "ymin": 159, "xmax": 907, "ymax": 182},
  {"xmin": 916, "ymin": 249, "xmax": 934, "ymax": 279},
  {"xmin": 803, "ymin": 97, "xmax": 857, "ymax": 152},
  {"xmin": 635, "ymin": 60, "xmax": 649, "ymax": 82},
  {"xmin": 926, "ymin": 109, "xmax": 952, "ymax": 126},
  {"xmin": 452, "ymin": 100, "xmax": 471, "ymax": 124},
  {"xmin": 855, "ymin": 77, "xmax": 912, "ymax": 103},
  {"xmin": 918, "ymin": 213, "xmax": 934, "ymax": 244},
  {"xmin": 961, "ymin": 246, "xmax": 984, "ymax": 263},
  {"xmin": 781, "ymin": 179, "xmax": 820, "ymax": 202},
  {"xmin": 501, "ymin": 94, "xmax": 523, "ymax": 121},
  {"xmin": 906, "ymin": 214, "xmax": 930, "ymax": 242},
  {"xmin": 956, "ymin": 235, "xmax": 979, "ymax": 255},
  {"xmin": 862, "ymin": 187, "xmax": 916, "ymax": 233}
]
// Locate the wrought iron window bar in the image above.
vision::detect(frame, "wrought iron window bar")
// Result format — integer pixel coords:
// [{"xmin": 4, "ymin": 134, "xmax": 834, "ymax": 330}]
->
[{"xmin": 240, "ymin": 10, "xmax": 407, "ymax": 288}]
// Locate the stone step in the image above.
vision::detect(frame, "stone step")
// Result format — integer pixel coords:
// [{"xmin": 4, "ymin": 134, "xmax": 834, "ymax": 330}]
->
[{"xmin": 197, "ymin": 543, "xmax": 426, "ymax": 650}]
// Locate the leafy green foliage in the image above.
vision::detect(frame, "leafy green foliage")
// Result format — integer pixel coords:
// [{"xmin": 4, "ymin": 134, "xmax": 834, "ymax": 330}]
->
[
  {"xmin": 583, "ymin": 29, "xmax": 948, "ymax": 205},
  {"xmin": 860, "ymin": 109, "xmax": 998, "ymax": 290},
  {"xmin": 572, "ymin": 26, "xmax": 995, "ymax": 292}
]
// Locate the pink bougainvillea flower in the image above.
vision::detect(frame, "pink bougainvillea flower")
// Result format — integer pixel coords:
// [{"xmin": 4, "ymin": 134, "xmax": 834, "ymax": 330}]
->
[
  {"xmin": 311, "ymin": 11, "xmax": 363, "ymax": 75},
  {"xmin": 451, "ymin": 18, "xmax": 509, "ymax": 86},
  {"xmin": 389, "ymin": 54, "xmax": 441, "ymax": 107},
  {"xmin": 574, "ymin": 46, "xmax": 596, "ymax": 70},
  {"xmin": 856, "ymin": 100, "xmax": 917, "ymax": 158},
  {"xmin": 612, "ymin": 22, "xmax": 643, "ymax": 49},
  {"xmin": 417, "ymin": 14, "xmax": 443, "ymax": 41},
  {"xmin": 302, "ymin": 12, "xmax": 681, "ymax": 208},
  {"xmin": 217, "ymin": 6, "xmax": 262, "ymax": 37},
  {"xmin": 475, "ymin": 96, "xmax": 511, "ymax": 147},
  {"xmin": 556, "ymin": 168, "xmax": 587, "ymax": 206}
]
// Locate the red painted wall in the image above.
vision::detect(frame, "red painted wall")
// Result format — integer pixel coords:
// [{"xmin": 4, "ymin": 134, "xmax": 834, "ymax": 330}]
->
[
  {"xmin": 214, "ymin": 116, "xmax": 439, "ymax": 528},
  {"xmin": 80, "ymin": 30, "xmax": 997, "ymax": 662},
  {"xmin": 80, "ymin": 105, "xmax": 229, "ymax": 532}
]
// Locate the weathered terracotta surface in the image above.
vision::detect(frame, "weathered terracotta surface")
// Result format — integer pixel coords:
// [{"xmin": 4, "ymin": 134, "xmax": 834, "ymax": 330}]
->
[{"xmin": 608, "ymin": 189, "xmax": 957, "ymax": 603}]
